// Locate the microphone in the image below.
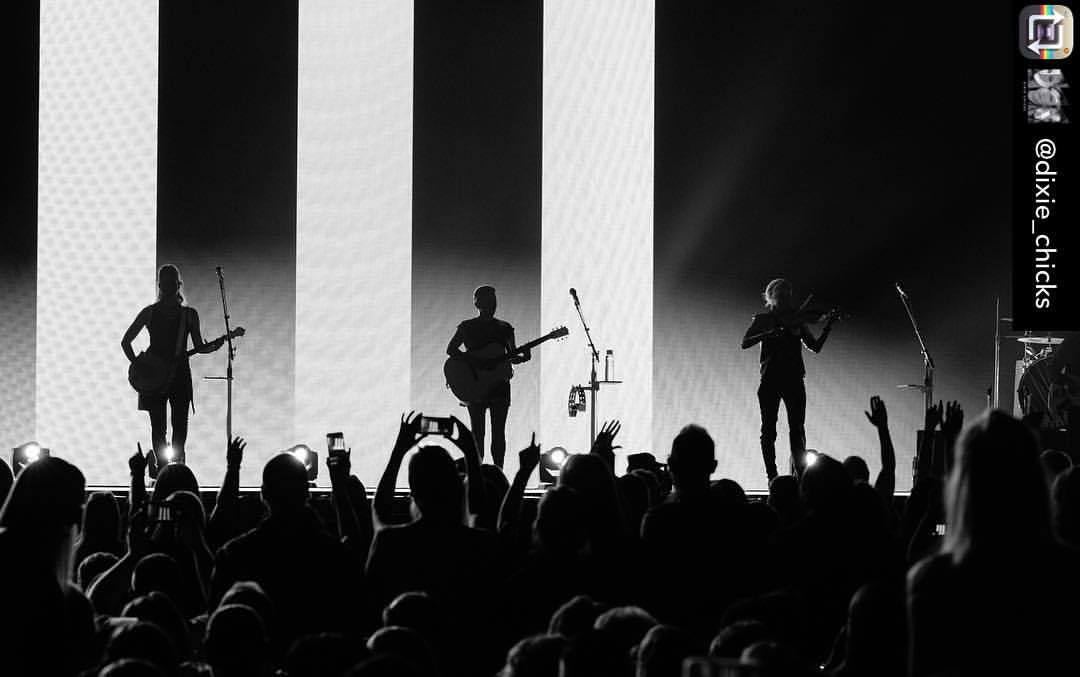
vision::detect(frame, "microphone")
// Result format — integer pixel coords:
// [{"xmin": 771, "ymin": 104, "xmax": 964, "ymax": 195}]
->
[
  {"xmin": 895, "ymin": 282, "xmax": 908, "ymax": 299},
  {"xmin": 570, "ymin": 288, "xmax": 580, "ymax": 305}
]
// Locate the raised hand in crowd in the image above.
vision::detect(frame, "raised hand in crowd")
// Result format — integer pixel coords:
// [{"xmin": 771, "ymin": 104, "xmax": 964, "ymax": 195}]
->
[
  {"xmin": 925, "ymin": 401, "xmax": 943, "ymax": 433},
  {"xmin": 914, "ymin": 402, "xmax": 944, "ymax": 481},
  {"xmin": 129, "ymin": 443, "xmax": 149, "ymax": 477},
  {"xmin": 209, "ymin": 436, "xmax": 246, "ymax": 547},
  {"xmin": 864, "ymin": 395, "xmax": 896, "ymax": 503},
  {"xmin": 394, "ymin": 411, "xmax": 425, "ymax": 457},
  {"xmin": 327, "ymin": 443, "xmax": 366, "ymax": 552},
  {"xmin": 129, "ymin": 442, "xmax": 152, "ymax": 513},
  {"xmin": 449, "ymin": 415, "xmax": 485, "ymax": 524},
  {"xmin": 226, "ymin": 435, "xmax": 245, "ymax": 469},
  {"xmin": 498, "ymin": 433, "xmax": 541, "ymax": 536},
  {"xmin": 374, "ymin": 412, "xmax": 424, "ymax": 527},
  {"xmin": 864, "ymin": 395, "xmax": 888, "ymax": 429},
  {"xmin": 590, "ymin": 420, "xmax": 622, "ymax": 472},
  {"xmin": 941, "ymin": 400, "xmax": 964, "ymax": 473}
]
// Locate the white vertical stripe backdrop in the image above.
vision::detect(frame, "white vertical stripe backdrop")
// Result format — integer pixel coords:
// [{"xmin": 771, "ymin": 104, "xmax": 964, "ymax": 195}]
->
[
  {"xmin": 295, "ymin": 0, "xmax": 414, "ymax": 485},
  {"xmin": 541, "ymin": 0, "xmax": 655, "ymax": 465},
  {"xmin": 36, "ymin": 0, "xmax": 159, "ymax": 473}
]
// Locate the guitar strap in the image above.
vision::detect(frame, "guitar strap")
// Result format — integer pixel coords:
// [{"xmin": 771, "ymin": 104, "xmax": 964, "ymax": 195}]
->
[
  {"xmin": 174, "ymin": 306, "xmax": 196, "ymax": 414},
  {"xmin": 174, "ymin": 305, "xmax": 188, "ymax": 358}
]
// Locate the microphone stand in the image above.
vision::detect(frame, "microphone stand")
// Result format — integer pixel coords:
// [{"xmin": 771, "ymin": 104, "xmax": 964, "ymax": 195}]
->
[
  {"xmin": 206, "ymin": 267, "xmax": 236, "ymax": 446},
  {"xmin": 896, "ymin": 285, "xmax": 935, "ymax": 477},
  {"xmin": 570, "ymin": 292, "xmax": 622, "ymax": 446},
  {"xmin": 571, "ymin": 294, "xmax": 600, "ymax": 446}
]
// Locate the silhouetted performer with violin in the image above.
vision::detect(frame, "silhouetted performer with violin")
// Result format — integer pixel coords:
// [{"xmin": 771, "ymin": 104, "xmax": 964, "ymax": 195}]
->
[
  {"xmin": 122, "ymin": 264, "xmax": 223, "ymax": 474},
  {"xmin": 742, "ymin": 278, "xmax": 838, "ymax": 481},
  {"xmin": 446, "ymin": 285, "xmax": 530, "ymax": 469}
]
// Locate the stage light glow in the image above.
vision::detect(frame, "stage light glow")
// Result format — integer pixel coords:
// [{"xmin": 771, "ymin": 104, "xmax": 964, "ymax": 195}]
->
[
  {"xmin": 12, "ymin": 442, "xmax": 52, "ymax": 474},
  {"xmin": 539, "ymin": 445, "xmax": 570, "ymax": 483},
  {"xmin": 285, "ymin": 444, "xmax": 318, "ymax": 482},
  {"xmin": 805, "ymin": 451, "xmax": 819, "ymax": 467},
  {"xmin": 163, "ymin": 445, "xmax": 176, "ymax": 463}
]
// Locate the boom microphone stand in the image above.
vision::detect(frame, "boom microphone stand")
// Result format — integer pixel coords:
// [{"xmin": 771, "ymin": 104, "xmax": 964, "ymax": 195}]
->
[
  {"xmin": 895, "ymin": 282, "xmax": 935, "ymax": 478},
  {"xmin": 205, "ymin": 267, "xmax": 236, "ymax": 445},
  {"xmin": 570, "ymin": 289, "xmax": 620, "ymax": 446}
]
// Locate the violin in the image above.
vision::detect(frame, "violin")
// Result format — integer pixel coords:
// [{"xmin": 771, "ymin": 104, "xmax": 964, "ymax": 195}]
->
[{"xmin": 774, "ymin": 295, "xmax": 848, "ymax": 328}]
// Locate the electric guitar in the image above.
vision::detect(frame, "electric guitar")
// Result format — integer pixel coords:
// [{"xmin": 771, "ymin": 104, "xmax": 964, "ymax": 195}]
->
[
  {"xmin": 128, "ymin": 328, "xmax": 245, "ymax": 395},
  {"xmin": 444, "ymin": 326, "xmax": 569, "ymax": 403}
]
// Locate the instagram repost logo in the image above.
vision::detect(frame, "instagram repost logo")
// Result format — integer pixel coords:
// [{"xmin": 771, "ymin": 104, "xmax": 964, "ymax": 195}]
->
[{"xmin": 1020, "ymin": 6, "xmax": 1073, "ymax": 59}]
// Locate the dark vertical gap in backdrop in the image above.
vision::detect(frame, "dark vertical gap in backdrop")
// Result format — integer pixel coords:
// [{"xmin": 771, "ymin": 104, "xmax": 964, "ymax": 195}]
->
[
  {"xmin": 411, "ymin": 0, "xmax": 543, "ymax": 446},
  {"xmin": 157, "ymin": 0, "xmax": 298, "ymax": 469},
  {"xmin": 0, "ymin": 0, "xmax": 40, "ymax": 445}
]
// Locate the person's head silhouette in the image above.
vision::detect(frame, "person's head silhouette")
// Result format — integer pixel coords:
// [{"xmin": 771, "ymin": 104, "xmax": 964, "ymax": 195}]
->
[
  {"xmin": 945, "ymin": 409, "xmax": 1049, "ymax": 562},
  {"xmin": 157, "ymin": 264, "xmax": 183, "ymax": 303},
  {"xmin": 668, "ymin": 425, "xmax": 717, "ymax": 497},
  {"xmin": 0, "ymin": 456, "xmax": 85, "ymax": 582},
  {"xmin": 474, "ymin": 285, "xmax": 497, "ymax": 316},
  {"xmin": 842, "ymin": 455, "xmax": 871, "ymax": 484},
  {"xmin": 1052, "ymin": 466, "xmax": 1080, "ymax": 546},
  {"xmin": 501, "ymin": 634, "xmax": 566, "ymax": 677},
  {"xmin": 763, "ymin": 278, "xmax": 793, "ymax": 311},
  {"xmin": 408, "ymin": 446, "xmax": 464, "ymax": 524},
  {"xmin": 261, "ymin": 453, "xmax": 310, "ymax": 515},
  {"xmin": 534, "ymin": 485, "xmax": 588, "ymax": 556},
  {"xmin": 799, "ymin": 453, "xmax": 852, "ymax": 515},
  {"xmin": 205, "ymin": 604, "xmax": 270, "ymax": 677}
]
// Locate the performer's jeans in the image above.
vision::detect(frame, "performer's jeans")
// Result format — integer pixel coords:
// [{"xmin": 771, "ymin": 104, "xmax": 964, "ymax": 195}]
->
[
  {"xmin": 757, "ymin": 377, "xmax": 807, "ymax": 481},
  {"xmin": 147, "ymin": 391, "xmax": 189, "ymax": 473},
  {"xmin": 467, "ymin": 400, "xmax": 509, "ymax": 469}
]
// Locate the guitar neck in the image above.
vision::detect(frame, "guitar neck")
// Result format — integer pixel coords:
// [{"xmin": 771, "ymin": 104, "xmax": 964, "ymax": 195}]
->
[{"xmin": 512, "ymin": 334, "xmax": 558, "ymax": 355}]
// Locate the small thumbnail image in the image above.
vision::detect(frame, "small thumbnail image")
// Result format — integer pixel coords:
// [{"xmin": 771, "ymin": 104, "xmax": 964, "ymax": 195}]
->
[{"xmin": 1026, "ymin": 68, "xmax": 1070, "ymax": 123}]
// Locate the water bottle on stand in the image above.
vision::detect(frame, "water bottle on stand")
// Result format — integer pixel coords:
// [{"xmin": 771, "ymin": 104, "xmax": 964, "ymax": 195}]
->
[{"xmin": 604, "ymin": 349, "xmax": 614, "ymax": 381}]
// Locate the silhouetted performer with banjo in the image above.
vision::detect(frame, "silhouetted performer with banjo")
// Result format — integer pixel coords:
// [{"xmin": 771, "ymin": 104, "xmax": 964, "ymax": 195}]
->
[
  {"xmin": 742, "ymin": 278, "xmax": 839, "ymax": 481},
  {"xmin": 445, "ymin": 286, "xmax": 530, "ymax": 469},
  {"xmin": 122, "ymin": 264, "xmax": 233, "ymax": 474}
]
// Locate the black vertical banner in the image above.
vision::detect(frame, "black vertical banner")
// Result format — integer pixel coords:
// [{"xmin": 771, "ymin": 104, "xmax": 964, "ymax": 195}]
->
[
  {"xmin": 0, "ymin": 0, "xmax": 39, "ymax": 447},
  {"xmin": 411, "ymin": 0, "xmax": 542, "ymax": 454},
  {"xmin": 1012, "ymin": 3, "xmax": 1078, "ymax": 330},
  {"xmin": 157, "ymin": 0, "xmax": 298, "ymax": 479}
]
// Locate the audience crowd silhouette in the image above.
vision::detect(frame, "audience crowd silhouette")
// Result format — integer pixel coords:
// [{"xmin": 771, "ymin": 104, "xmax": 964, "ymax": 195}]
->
[{"xmin": 1, "ymin": 398, "xmax": 1078, "ymax": 676}]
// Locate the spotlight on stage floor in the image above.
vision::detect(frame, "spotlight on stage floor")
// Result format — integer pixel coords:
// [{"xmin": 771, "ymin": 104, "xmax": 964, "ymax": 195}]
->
[
  {"xmin": 286, "ymin": 444, "xmax": 319, "ymax": 482},
  {"xmin": 539, "ymin": 446, "xmax": 569, "ymax": 484},
  {"xmin": 11, "ymin": 442, "xmax": 50, "ymax": 474}
]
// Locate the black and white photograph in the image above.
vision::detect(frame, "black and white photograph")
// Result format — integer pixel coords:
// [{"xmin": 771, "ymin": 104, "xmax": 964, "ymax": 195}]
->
[{"xmin": 1, "ymin": 1, "xmax": 1078, "ymax": 676}]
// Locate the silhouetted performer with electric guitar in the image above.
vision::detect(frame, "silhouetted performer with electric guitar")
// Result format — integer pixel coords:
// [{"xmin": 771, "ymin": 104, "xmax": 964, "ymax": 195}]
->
[
  {"xmin": 742, "ymin": 278, "xmax": 839, "ymax": 481},
  {"xmin": 121, "ymin": 265, "xmax": 241, "ymax": 475}
]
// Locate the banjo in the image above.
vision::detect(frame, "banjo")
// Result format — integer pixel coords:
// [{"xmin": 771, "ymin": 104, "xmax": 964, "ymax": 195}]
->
[{"xmin": 128, "ymin": 327, "xmax": 244, "ymax": 396}]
